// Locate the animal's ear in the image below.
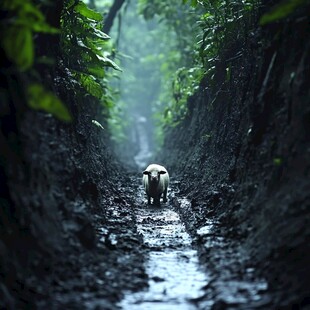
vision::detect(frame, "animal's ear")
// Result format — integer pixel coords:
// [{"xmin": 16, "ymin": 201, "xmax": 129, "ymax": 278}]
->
[
  {"xmin": 143, "ymin": 171, "xmax": 150, "ymax": 175},
  {"xmin": 159, "ymin": 170, "xmax": 167, "ymax": 175}
]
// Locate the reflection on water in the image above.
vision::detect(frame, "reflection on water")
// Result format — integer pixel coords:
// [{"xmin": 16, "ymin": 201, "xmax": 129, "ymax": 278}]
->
[{"xmin": 119, "ymin": 205, "xmax": 210, "ymax": 310}]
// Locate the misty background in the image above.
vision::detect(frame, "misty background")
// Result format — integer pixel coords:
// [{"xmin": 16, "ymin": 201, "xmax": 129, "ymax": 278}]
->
[{"xmin": 87, "ymin": 0, "xmax": 198, "ymax": 169}]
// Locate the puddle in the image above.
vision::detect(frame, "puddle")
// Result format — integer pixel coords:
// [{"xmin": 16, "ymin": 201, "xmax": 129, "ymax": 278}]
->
[{"xmin": 119, "ymin": 201, "xmax": 210, "ymax": 309}]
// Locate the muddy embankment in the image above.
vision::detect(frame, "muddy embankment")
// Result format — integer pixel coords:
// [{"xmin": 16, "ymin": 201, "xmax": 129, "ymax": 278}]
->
[
  {"xmin": 157, "ymin": 5, "xmax": 310, "ymax": 309},
  {"xmin": 0, "ymin": 59, "xmax": 148, "ymax": 308}
]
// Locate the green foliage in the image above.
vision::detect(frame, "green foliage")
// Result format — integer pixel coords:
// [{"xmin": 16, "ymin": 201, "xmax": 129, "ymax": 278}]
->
[
  {"xmin": 259, "ymin": 0, "xmax": 308, "ymax": 25},
  {"xmin": 0, "ymin": 0, "xmax": 73, "ymax": 122},
  {"xmin": 2, "ymin": 26, "xmax": 34, "ymax": 71},
  {"xmin": 74, "ymin": 1, "xmax": 103, "ymax": 20},
  {"xmin": 133, "ymin": 0, "xmax": 263, "ymax": 147},
  {"xmin": 0, "ymin": 0, "xmax": 59, "ymax": 71},
  {"xmin": 106, "ymin": 1, "xmax": 195, "ymax": 146},
  {"xmin": 182, "ymin": 0, "xmax": 202, "ymax": 8},
  {"xmin": 108, "ymin": 0, "xmax": 262, "ymax": 148},
  {"xmin": 74, "ymin": 72, "xmax": 104, "ymax": 98},
  {"xmin": 196, "ymin": 1, "xmax": 258, "ymax": 73},
  {"xmin": 27, "ymin": 84, "xmax": 72, "ymax": 122},
  {"xmin": 61, "ymin": 0, "xmax": 119, "ymax": 100},
  {"xmin": 161, "ymin": 66, "xmax": 204, "ymax": 127},
  {"xmin": 136, "ymin": 0, "xmax": 203, "ymax": 144},
  {"xmin": 152, "ymin": 0, "xmax": 260, "ymax": 134},
  {"xmin": 107, "ymin": 105, "xmax": 128, "ymax": 143},
  {"xmin": 138, "ymin": 0, "xmax": 200, "ymax": 66}
]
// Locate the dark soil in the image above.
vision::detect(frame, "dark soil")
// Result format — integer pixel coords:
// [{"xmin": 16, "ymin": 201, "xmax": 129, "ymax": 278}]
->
[{"xmin": 0, "ymin": 65, "xmax": 148, "ymax": 308}]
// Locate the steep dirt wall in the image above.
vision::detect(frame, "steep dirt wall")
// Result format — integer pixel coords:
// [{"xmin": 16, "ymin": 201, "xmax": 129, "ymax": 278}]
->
[
  {"xmin": 0, "ymin": 51, "xmax": 146, "ymax": 309},
  {"xmin": 158, "ymin": 4, "xmax": 310, "ymax": 308}
]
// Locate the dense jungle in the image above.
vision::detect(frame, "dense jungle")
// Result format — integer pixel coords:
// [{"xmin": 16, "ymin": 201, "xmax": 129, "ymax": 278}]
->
[{"xmin": 0, "ymin": 0, "xmax": 309, "ymax": 309}]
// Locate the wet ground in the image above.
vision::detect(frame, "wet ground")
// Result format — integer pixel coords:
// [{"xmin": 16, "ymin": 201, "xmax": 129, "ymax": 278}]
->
[
  {"xmin": 119, "ymin": 181, "xmax": 209, "ymax": 309},
  {"xmin": 117, "ymin": 115, "xmax": 270, "ymax": 309},
  {"xmin": 115, "ymin": 178, "xmax": 272, "ymax": 310}
]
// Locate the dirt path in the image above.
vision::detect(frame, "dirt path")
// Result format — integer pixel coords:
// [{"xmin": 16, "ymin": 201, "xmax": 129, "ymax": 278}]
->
[
  {"xmin": 117, "ymin": 113, "xmax": 272, "ymax": 309},
  {"xmin": 119, "ymin": 180, "xmax": 209, "ymax": 309},
  {"xmin": 110, "ymin": 174, "xmax": 275, "ymax": 310}
]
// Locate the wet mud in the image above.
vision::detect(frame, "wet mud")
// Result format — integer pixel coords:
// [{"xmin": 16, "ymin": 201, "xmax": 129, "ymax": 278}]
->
[
  {"xmin": 120, "ymin": 180, "xmax": 209, "ymax": 309},
  {"xmin": 173, "ymin": 198, "xmax": 272, "ymax": 309},
  {"xmin": 117, "ymin": 178, "xmax": 276, "ymax": 310},
  {"xmin": 117, "ymin": 111, "xmax": 275, "ymax": 309}
]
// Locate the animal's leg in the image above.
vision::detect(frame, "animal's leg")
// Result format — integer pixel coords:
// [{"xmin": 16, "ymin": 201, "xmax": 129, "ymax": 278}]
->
[
  {"xmin": 154, "ymin": 195, "xmax": 161, "ymax": 206},
  {"xmin": 147, "ymin": 195, "xmax": 151, "ymax": 205},
  {"xmin": 163, "ymin": 189, "xmax": 167, "ymax": 202}
]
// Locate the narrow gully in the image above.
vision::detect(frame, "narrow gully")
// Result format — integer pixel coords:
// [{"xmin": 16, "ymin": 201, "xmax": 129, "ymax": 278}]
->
[{"xmin": 118, "ymin": 181, "xmax": 210, "ymax": 310}]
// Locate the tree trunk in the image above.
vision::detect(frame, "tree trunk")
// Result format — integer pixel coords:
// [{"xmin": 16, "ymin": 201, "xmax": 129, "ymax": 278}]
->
[{"xmin": 103, "ymin": 0, "xmax": 126, "ymax": 34}]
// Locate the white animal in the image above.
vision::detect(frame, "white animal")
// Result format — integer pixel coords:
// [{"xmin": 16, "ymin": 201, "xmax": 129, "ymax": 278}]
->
[{"xmin": 142, "ymin": 164, "xmax": 169, "ymax": 205}]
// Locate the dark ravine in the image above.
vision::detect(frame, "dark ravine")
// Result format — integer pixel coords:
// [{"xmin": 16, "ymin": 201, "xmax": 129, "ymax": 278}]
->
[
  {"xmin": 1, "ymin": 2, "xmax": 309, "ymax": 310},
  {"xmin": 157, "ymin": 4, "xmax": 310, "ymax": 309}
]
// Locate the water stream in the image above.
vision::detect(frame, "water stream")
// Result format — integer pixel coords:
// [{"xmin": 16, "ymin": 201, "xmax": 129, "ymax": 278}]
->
[{"xmin": 119, "ymin": 190, "xmax": 210, "ymax": 310}]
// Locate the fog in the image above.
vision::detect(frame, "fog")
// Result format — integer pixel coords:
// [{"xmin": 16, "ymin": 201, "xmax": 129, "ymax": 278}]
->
[{"xmin": 108, "ymin": 1, "xmax": 177, "ymax": 169}]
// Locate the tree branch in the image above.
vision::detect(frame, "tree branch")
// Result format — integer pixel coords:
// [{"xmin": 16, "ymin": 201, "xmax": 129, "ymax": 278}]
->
[{"xmin": 103, "ymin": 0, "xmax": 126, "ymax": 34}]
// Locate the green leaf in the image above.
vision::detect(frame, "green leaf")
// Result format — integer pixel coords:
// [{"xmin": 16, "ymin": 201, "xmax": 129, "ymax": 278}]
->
[
  {"xmin": 31, "ymin": 21, "xmax": 60, "ymax": 34},
  {"xmin": 2, "ymin": 26, "xmax": 34, "ymax": 71},
  {"xmin": 19, "ymin": 2, "xmax": 45, "ymax": 21},
  {"xmin": 27, "ymin": 84, "xmax": 72, "ymax": 122},
  {"xmin": 67, "ymin": 44, "xmax": 120, "ymax": 75},
  {"xmin": 92, "ymin": 28, "xmax": 110, "ymax": 40},
  {"xmin": 97, "ymin": 55, "xmax": 122, "ymax": 71},
  {"xmin": 1, "ymin": 0, "xmax": 60, "ymax": 70},
  {"xmin": 260, "ymin": 0, "xmax": 307, "ymax": 25},
  {"xmin": 87, "ymin": 66, "xmax": 105, "ymax": 78},
  {"xmin": 75, "ymin": 73, "xmax": 104, "ymax": 98},
  {"xmin": 74, "ymin": 1, "xmax": 102, "ymax": 21}
]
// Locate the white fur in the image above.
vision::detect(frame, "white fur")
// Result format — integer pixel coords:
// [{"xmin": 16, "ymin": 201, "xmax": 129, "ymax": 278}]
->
[{"xmin": 142, "ymin": 164, "xmax": 169, "ymax": 205}]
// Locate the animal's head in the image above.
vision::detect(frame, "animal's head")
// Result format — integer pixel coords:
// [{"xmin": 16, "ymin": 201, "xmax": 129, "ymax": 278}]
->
[{"xmin": 143, "ymin": 169, "xmax": 166, "ymax": 184}]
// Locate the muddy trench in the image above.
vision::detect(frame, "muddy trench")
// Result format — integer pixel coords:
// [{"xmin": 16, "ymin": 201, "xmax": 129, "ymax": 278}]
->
[
  {"xmin": 118, "ymin": 118, "xmax": 213, "ymax": 309},
  {"xmin": 1, "ymin": 2, "xmax": 309, "ymax": 309},
  {"xmin": 110, "ymin": 117, "xmax": 271, "ymax": 310}
]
